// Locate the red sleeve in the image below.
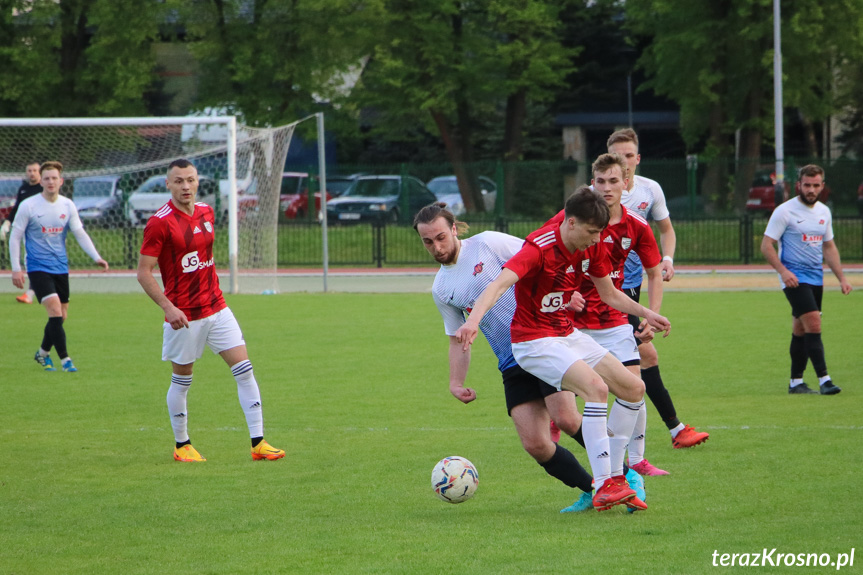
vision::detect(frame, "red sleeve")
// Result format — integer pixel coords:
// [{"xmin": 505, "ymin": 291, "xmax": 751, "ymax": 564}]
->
[
  {"xmin": 634, "ymin": 224, "xmax": 662, "ymax": 269},
  {"xmin": 503, "ymin": 241, "xmax": 542, "ymax": 280},
  {"xmin": 140, "ymin": 217, "xmax": 164, "ymax": 258},
  {"xmin": 586, "ymin": 241, "xmax": 612, "ymax": 277}
]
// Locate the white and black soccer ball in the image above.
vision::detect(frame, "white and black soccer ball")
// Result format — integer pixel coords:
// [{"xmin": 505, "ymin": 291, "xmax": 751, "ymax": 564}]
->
[{"xmin": 431, "ymin": 456, "xmax": 479, "ymax": 503}]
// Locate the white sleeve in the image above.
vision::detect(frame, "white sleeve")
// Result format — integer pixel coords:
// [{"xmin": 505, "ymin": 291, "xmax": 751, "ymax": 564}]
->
[
  {"xmin": 824, "ymin": 209, "xmax": 834, "ymax": 242},
  {"xmin": 483, "ymin": 231, "xmax": 525, "ymax": 262},
  {"xmin": 71, "ymin": 227, "xmax": 103, "ymax": 262},
  {"xmin": 649, "ymin": 181, "xmax": 671, "ymax": 221},
  {"xmin": 8, "ymin": 202, "xmax": 29, "ymax": 272},
  {"xmin": 9, "ymin": 223, "xmax": 25, "ymax": 272},
  {"xmin": 433, "ymin": 295, "xmax": 467, "ymax": 336},
  {"xmin": 763, "ymin": 206, "xmax": 787, "ymax": 241},
  {"xmin": 67, "ymin": 199, "xmax": 84, "ymax": 232}
]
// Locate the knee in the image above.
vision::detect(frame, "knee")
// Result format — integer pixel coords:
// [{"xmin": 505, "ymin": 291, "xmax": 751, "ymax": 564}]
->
[
  {"xmin": 521, "ymin": 436, "xmax": 555, "ymax": 462},
  {"xmin": 582, "ymin": 376, "xmax": 608, "ymax": 403},
  {"xmin": 620, "ymin": 376, "xmax": 645, "ymax": 402},
  {"xmin": 552, "ymin": 411, "xmax": 581, "ymax": 436}
]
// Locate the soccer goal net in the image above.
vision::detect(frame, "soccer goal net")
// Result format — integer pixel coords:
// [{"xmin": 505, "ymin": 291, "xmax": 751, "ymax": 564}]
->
[{"xmin": 0, "ymin": 116, "xmax": 300, "ymax": 294}]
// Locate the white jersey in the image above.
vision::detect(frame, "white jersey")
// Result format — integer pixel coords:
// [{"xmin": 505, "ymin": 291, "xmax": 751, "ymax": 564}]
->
[
  {"xmin": 620, "ymin": 174, "xmax": 670, "ymax": 289},
  {"xmin": 764, "ymin": 197, "xmax": 833, "ymax": 287},
  {"xmin": 9, "ymin": 193, "xmax": 88, "ymax": 274},
  {"xmin": 432, "ymin": 231, "xmax": 524, "ymax": 372}
]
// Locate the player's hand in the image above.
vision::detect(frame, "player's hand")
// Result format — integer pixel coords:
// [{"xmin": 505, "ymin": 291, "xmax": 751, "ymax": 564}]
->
[
  {"xmin": 634, "ymin": 319, "xmax": 655, "ymax": 343},
  {"xmin": 11, "ymin": 270, "xmax": 25, "ymax": 289},
  {"xmin": 95, "ymin": 258, "xmax": 109, "ymax": 271},
  {"xmin": 840, "ymin": 279, "xmax": 853, "ymax": 295},
  {"xmin": 644, "ymin": 309, "xmax": 671, "ymax": 337},
  {"xmin": 450, "ymin": 384, "xmax": 477, "ymax": 404},
  {"xmin": 454, "ymin": 322, "xmax": 479, "ymax": 352},
  {"xmin": 0, "ymin": 219, "xmax": 9, "ymax": 241},
  {"xmin": 566, "ymin": 291, "xmax": 586, "ymax": 313},
  {"xmin": 661, "ymin": 259, "xmax": 675, "ymax": 282},
  {"xmin": 165, "ymin": 306, "xmax": 190, "ymax": 330},
  {"xmin": 780, "ymin": 270, "xmax": 799, "ymax": 288}
]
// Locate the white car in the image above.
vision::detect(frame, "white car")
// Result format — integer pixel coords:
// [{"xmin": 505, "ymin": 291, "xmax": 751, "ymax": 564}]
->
[{"xmin": 426, "ymin": 175, "xmax": 497, "ymax": 215}]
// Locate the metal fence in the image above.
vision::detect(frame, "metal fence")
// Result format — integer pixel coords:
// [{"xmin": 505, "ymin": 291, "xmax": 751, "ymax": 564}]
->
[{"xmin": 277, "ymin": 215, "xmax": 863, "ymax": 267}]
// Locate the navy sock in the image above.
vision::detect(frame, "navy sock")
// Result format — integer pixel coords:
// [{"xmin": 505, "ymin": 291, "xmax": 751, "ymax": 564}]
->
[
  {"xmin": 538, "ymin": 443, "xmax": 594, "ymax": 493},
  {"xmin": 45, "ymin": 317, "xmax": 67, "ymax": 359},
  {"xmin": 641, "ymin": 365, "xmax": 680, "ymax": 430},
  {"xmin": 803, "ymin": 333, "xmax": 828, "ymax": 378},
  {"xmin": 790, "ymin": 334, "xmax": 807, "ymax": 379}
]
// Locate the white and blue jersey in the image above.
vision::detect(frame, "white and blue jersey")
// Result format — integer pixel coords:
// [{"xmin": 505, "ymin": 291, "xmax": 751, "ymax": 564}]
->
[
  {"xmin": 432, "ymin": 231, "xmax": 524, "ymax": 372},
  {"xmin": 11, "ymin": 194, "xmax": 85, "ymax": 274},
  {"xmin": 620, "ymin": 175, "xmax": 670, "ymax": 289},
  {"xmin": 764, "ymin": 197, "xmax": 834, "ymax": 287}
]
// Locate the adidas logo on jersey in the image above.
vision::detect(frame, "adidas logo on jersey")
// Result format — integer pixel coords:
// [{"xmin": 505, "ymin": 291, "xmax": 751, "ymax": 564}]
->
[
  {"xmin": 565, "ymin": 265, "xmax": 575, "ymax": 273},
  {"xmin": 193, "ymin": 226, "xmax": 202, "ymax": 234},
  {"xmin": 603, "ymin": 236, "xmax": 613, "ymax": 243}
]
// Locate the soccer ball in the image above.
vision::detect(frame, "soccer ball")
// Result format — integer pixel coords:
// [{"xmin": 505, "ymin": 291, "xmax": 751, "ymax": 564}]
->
[{"xmin": 431, "ymin": 456, "xmax": 479, "ymax": 503}]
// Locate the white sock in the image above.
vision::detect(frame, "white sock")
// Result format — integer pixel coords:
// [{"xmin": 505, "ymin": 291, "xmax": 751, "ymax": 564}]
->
[
  {"xmin": 608, "ymin": 399, "xmax": 643, "ymax": 477},
  {"xmin": 27, "ymin": 289, "xmax": 35, "ymax": 298},
  {"xmin": 38, "ymin": 348, "xmax": 50, "ymax": 357},
  {"xmin": 669, "ymin": 422, "xmax": 685, "ymax": 438},
  {"xmin": 167, "ymin": 374, "xmax": 192, "ymax": 443},
  {"xmin": 790, "ymin": 378, "xmax": 804, "ymax": 387},
  {"xmin": 232, "ymin": 360, "xmax": 264, "ymax": 438},
  {"xmin": 818, "ymin": 375, "xmax": 831, "ymax": 385},
  {"xmin": 582, "ymin": 402, "xmax": 611, "ymax": 488},
  {"xmin": 627, "ymin": 402, "xmax": 647, "ymax": 466}
]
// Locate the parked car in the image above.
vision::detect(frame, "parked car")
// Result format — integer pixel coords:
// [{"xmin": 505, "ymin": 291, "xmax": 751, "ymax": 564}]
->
[
  {"xmin": 426, "ymin": 175, "xmax": 497, "ymax": 215},
  {"xmin": 326, "ymin": 175, "xmax": 437, "ymax": 223},
  {"xmin": 70, "ymin": 175, "xmax": 127, "ymax": 225},
  {"xmin": 0, "ymin": 178, "xmax": 20, "ymax": 222},
  {"xmin": 280, "ymin": 172, "xmax": 330, "ymax": 221},
  {"xmin": 746, "ymin": 169, "xmax": 829, "ymax": 214}
]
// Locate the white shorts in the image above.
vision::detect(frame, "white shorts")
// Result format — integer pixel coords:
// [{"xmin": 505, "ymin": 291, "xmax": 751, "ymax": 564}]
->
[
  {"xmin": 579, "ymin": 324, "xmax": 641, "ymax": 364},
  {"xmin": 512, "ymin": 330, "xmax": 608, "ymax": 391},
  {"xmin": 162, "ymin": 307, "xmax": 245, "ymax": 364}
]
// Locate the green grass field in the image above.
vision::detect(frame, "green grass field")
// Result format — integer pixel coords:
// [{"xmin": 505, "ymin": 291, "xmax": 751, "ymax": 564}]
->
[{"xmin": 1, "ymin": 291, "xmax": 860, "ymax": 574}]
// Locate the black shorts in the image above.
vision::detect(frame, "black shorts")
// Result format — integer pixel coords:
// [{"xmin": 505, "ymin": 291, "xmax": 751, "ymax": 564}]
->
[
  {"xmin": 28, "ymin": 271, "xmax": 70, "ymax": 304},
  {"xmin": 502, "ymin": 364, "xmax": 560, "ymax": 416},
  {"xmin": 783, "ymin": 283, "xmax": 823, "ymax": 318},
  {"xmin": 624, "ymin": 285, "xmax": 645, "ymax": 344}
]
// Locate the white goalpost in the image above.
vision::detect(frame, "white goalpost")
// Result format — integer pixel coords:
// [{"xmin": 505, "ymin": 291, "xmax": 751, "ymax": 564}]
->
[{"xmin": 0, "ymin": 115, "xmax": 318, "ymax": 294}]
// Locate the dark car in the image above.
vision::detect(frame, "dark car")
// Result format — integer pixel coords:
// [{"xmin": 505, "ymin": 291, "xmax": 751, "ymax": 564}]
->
[
  {"xmin": 71, "ymin": 175, "xmax": 126, "ymax": 225},
  {"xmin": 746, "ymin": 169, "xmax": 830, "ymax": 214},
  {"xmin": 325, "ymin": 175, "xmax": 437, "ymax": 223},
  {"xmin": 281, "ymin": 172, "xmax": 362, "ymax": 220}
]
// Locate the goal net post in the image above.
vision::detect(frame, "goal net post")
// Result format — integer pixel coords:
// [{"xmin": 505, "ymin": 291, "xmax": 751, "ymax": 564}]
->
[{"xmin": 0, "ymin": 116, "xmax": 300, "ymax": 294}]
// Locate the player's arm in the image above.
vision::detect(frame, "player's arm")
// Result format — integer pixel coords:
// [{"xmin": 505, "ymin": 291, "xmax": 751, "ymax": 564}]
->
[
  {"xmin": 136, "ymin": 254, "xmax": 189, "ymax": 330},
  {"xmin": 9, "ymin": 220, "xmax": 26, "ymax": 289},
  {"xmin": 656, "ymin": 217, "xmax": 676, "ymax": 281},
  {"xmin": 70, "ymin": 227, "xmax": 108, "ymax": 271},
  {"xmin": 823, "ymin": 239, "xmax": 852, "ymax": 295},
  {"xmin": 454, "ymin": 267, "xmax": 519, "ymax": 351},
  {"xmin": 591, "ymin": 273, "xmax": 670, "ymax": 336},
  {"xmin": 633, "ymin": 263, "xmax": 664, "ymax": 342},
  {"xmin": 448, "ymin": 336, "xmax": 476, "ymax": 404},
  {"xmin": 760, "ymin": 234, "xmax": 798, "ymax": 288}
]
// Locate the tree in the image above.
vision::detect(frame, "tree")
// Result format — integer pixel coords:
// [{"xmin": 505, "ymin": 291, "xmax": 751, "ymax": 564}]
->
[
  {"xmin": 356, "ymin": 0, "xmax": 574, "ymax": 213},
  {"xmin": 626, "ymin": 0, "xmax": 863, "ymax": 212},
  {"xmin": 0, "ymin": 0, "xmax": 163, "ymax": 118}
]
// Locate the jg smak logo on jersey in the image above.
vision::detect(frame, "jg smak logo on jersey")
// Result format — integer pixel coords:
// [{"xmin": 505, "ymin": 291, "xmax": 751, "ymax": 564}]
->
[
  {"xmin": 181, "ymin": 250, "xmax": 215, "ymax": 274},
  {"xmin": 540, "ymin": 292, "xmax": 565, "ymax": 313}
]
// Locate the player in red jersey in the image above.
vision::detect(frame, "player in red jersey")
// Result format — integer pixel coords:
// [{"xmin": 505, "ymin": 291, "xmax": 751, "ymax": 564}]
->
[
  {"xmin": 137, "ymin": 159, "xmax": 284, "ymax": 463},
  {"xmin": 455, "ymin": 187, "xmax": 670, "ymax": 511}
]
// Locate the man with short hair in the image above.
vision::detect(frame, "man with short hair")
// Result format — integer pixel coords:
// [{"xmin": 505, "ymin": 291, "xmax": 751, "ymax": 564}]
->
[
  {"xmin": 414, "ymin": 202, "xmax": 603, "ymax": 513},
  {"xmin": 607, "ymin": 128, "xmax": 709, "ymax": 449},
  {"xmin": 8, "ymin": 161, "xmax": 109, "ymax": 372},
  {"xmin": 1, "ymin": 161, "xmax": 43, "ymax": 303},
  {"xmin": 760, "ymin": 164, "xmax": 852, "ymax": 395},
  {"xmin": 455, "ymin": 187, "xmax": 671, "ymax": 511},
  {"xmin": 137, "ymin": 159, "xmax": 285, "ymax": 463}
]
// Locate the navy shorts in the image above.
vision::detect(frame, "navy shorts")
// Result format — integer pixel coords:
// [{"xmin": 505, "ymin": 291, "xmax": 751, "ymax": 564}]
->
[
  {"xmin": 783, "ymin": 283, "xmax": 823, "ymax": 318},
  {"xmin": 501, "ymin": 364, "xmax": 560, "ymax": 416},
  {"xmin": 624, "ymin": 285, "xmax": 645, "ymax": 344},
  {"xmin": 28, "ymin": 271, "xmax": 70, "ymax": 304}
]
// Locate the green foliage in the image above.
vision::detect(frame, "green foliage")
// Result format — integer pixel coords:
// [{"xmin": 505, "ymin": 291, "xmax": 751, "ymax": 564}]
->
[
  {"xmin": 0, "ymin": 0, "xmax": 163, "ymax": 117},
  {"xmin": 0, "ymin": 291, "xmax": 860, "ymax": 573}
]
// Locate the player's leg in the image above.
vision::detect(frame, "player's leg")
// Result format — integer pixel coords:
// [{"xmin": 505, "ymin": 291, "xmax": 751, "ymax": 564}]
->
[
  {"xmin": 627, "ymin": 286, "xmax": 708, "ymax": 447},
  {"xmin": 796, "ymin": 285, "xmax": 839, "ymax": 394},
  {"xmin": 163, "ymin": 319, "xmax": 206, "ymax": 462},
  {"xmin": 210, "ymin": 309, "xmax": 285, "ymax": 460},
  {"xmin": 28, "ymin": 272, "xmax": 57, "ymax": 370},
  {"xmin": 593, "ymin": 353, "xmax": 644, "ymax": 476},
  {"xmin": 54, "ymin": 273, "xmax": 76, "ymax": 372},
  {"xmin": 784, "ymin": 284, "xmax": 837, "ymax": 394}
]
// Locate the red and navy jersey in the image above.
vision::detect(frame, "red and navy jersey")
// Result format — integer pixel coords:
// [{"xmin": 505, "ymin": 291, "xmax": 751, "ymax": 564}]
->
[
  {"xmin": 140, "ymin": 201, "xmax": 226, "ymax": 321},
  {"xmin": 503, "ymin": 223, "xmax": 611, "ymax": 343},
  {"xmin": 572, "ymin": 207, "xmax": 661, "ymax": 329}
]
